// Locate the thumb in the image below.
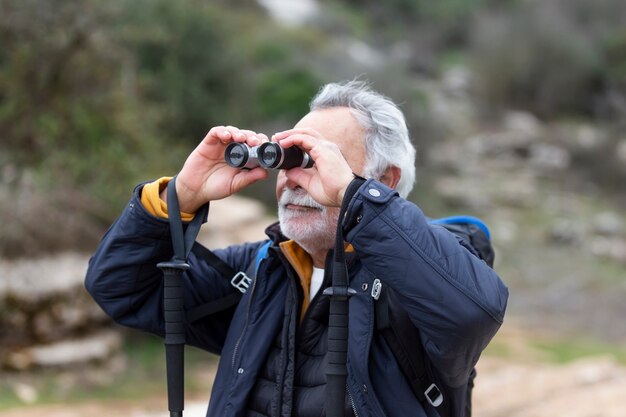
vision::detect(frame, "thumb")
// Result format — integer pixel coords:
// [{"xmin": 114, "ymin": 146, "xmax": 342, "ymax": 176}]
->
[
  {"xmin": 234, "ymin": 167, "xmax": 268, "ymax": 189},
  {"xmin": 284, "ymin": 168, "xmax": 313, "ymax": 190}
]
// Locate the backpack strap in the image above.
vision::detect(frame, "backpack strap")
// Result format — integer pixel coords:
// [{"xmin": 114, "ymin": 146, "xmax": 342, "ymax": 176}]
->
[
  {"xmin": 374, "ymin": 216, "xmax": 492, "ymax": 416},
  {"xmin": 186, "ymin": 240, "xmax": 271, "ymax": 323},
  {"xmin": 375, "ymin": 282, "xmax": 444, "ymax": 408}
]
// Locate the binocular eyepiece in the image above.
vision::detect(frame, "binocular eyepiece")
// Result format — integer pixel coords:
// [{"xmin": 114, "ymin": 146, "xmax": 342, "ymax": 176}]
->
[{"xmin": 225, "ymin": 142, "xmax": 314, "ymax": 170}]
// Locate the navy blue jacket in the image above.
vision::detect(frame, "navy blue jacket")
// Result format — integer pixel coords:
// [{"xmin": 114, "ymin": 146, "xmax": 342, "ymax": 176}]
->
[{"xmin": 85, "ymin": 179, "xmax": 508, "ymax": 417}]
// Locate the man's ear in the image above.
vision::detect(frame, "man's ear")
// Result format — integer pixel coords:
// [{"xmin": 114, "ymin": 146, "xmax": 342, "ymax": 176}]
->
[{"xmin": 380, "ymin": 166, "xmax": 401, "ymax": 189}]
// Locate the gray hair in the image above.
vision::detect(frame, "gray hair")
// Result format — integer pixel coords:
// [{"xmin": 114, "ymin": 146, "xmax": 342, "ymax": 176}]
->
[{"xmin": 310, "ymin": 80, "xmax": 416, "ymax": 198}]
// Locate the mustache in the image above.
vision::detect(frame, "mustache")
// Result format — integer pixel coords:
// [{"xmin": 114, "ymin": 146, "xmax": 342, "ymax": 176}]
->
[{"xmin": 279, "ymin": 189, "xmax": 324, "ymax": 211}]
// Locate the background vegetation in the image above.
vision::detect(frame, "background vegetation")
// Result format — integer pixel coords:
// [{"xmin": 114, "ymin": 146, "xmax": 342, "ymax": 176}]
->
[{"xmin": 1, "ymin": 0, "xmax": 625, "ymax": 258}]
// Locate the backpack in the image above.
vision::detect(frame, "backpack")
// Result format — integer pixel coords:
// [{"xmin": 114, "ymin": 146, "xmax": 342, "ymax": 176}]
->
[
  {"xmin": 187, "ymin": 216, "xmax": 495, "ymax": 417},
  {"xmin": 375, "ymin": 216, "xmax": 494, "ymax": 417}
]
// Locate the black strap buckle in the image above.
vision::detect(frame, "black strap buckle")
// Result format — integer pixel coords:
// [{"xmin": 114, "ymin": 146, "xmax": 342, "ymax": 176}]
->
[
  {"xmin": 322, "ymin": 286, "xmax": 357, "ymax": 300},
  {"xmin": 424, "ymin": 383, "xmax": 443, "ymax": 407}
]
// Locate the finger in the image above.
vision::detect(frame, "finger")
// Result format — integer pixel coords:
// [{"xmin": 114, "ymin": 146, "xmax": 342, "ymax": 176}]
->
[
  {"xmin": 205, "ymin": 126, "xmax": 247, "ymax": 145},
  {"xmin": 239, "ymin": 129, "xmax": 266, "ymax": 146},
  {"xmin": 232, "ymin": 167, "xmax": 269, "ymax": 190},
  {"xmin": 256, "ymin": 133, "xmax": 270, "ymax": 143},
  {"xmin": 273, "ymin": 127, "xmax": 318, "ymax": 141},
  {"xmin": 225, "ymin": 126, "xmax": 247, "ymax": 143},
  {"xmin": 274, "ymin": 133, "xmax": 318, "ymax": 152},
  {"xmin": 205, "ymin": 126, "xmax": 231, "ymax": 144}
]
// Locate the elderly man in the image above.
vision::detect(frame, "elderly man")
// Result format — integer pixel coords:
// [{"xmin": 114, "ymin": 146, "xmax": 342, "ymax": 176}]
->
[{"xmin": 86, "ymin": 80, "xmax": 508, "ymax": 417}]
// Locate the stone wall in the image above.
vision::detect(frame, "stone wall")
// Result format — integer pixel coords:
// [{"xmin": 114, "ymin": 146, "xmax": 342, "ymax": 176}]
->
[{"xmin": 0, "ymin": 195, "xmax": 275, "ymax": 370}]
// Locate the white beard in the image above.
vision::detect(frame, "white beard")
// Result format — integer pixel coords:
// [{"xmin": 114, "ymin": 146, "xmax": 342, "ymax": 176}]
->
[{"xmin": 277, "ymin": 188, "xmax": 339, "ymax": 254}]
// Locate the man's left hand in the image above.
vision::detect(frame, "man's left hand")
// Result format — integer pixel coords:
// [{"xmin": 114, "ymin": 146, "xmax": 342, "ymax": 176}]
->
[{"xmin": 273, "ymin": 128, "xmax": 355, "ymax": 207}]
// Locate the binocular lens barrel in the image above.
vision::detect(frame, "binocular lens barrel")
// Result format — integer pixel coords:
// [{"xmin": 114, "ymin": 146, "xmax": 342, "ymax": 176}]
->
[
  {"xmin": 224, "ymin": 143, "xmax": 261, "ymax": 169},
  {"xmin": 258, "ymin": 142, "xmax": 314, "ymax": 169},
  {"xmin": 224, "ymin": 142, "xmax": 314, "ymax": 170}
]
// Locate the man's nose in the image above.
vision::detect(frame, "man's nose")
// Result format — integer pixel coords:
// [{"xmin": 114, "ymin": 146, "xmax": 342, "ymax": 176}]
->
[
  {"xmin": 278, "ymin": 171, "xmax": 301, "ymax": 191},
  {"xmin": 285, "ymin": 177, "xmax": 301, "ymax": 190}
]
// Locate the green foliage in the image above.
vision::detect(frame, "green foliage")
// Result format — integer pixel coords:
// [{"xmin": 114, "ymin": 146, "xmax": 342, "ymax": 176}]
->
[
  {"xmin": 256, "ymin": 69, "xmax": 320, "ymax": 120},
  {"xmin": 119, "ymin": 0, "xmax": 253, "ymax": 141},
  {"xmin": 483, "ymin": 331, "xmax": 626, "ymax": 365},
  {"xmin": 532, "ymin": 338, "xmax": 626, "ymax": 365},
  {"xmin": 334, "ymin": 0, "xmax": 492, "ymax": 49},
  {"xmin": 1, "ymin": 0, "xmax": 625, "ymax": 257},
  {"xmin": 602, "ymin": 29, "xmax": 626, "ymax": 107},
  {"xmin": 0, "ymin": 0, "xmax": 327, "ymax": 257},
  {"xmin": 0, "ymin": 0, "xmax": 166, "ymax": 256},
  {"xmin": 469, "ymin": 0, "xmax": 626, "ymax": 120}
]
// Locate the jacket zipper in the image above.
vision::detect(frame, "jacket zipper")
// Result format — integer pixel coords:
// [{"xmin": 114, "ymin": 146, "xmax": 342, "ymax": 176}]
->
[
  {"xmin": 348, "ymin": 384, "xmax": 360, "ymax": 417},
  {"xmin": 231, "ymin": 259, "xmax": 263, "ymax": 372},
  {"xmin": 276, "ymin": 271, "xmax": 299, "ymax": 417}
]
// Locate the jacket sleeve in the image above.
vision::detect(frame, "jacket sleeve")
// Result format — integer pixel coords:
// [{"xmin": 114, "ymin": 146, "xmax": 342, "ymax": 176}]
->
[
  {"xmin": 84, "ymin": 183, "xmax": 263, "ymax": 354},
  {"xmin": 343, "ymin": 179, "xmax": 508, "ymax": 387}
]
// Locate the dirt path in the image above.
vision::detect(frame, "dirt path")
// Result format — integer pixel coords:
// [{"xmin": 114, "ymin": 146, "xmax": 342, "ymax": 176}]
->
[{"xmin": 474, "ymin": 356, "xmax": 626, "ymax": 417}]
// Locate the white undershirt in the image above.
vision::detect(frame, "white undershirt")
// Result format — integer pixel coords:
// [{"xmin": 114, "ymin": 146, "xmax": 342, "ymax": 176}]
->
[{"xmin": 310, "ymin": 267, "xmax": 325, "ymax": 301}]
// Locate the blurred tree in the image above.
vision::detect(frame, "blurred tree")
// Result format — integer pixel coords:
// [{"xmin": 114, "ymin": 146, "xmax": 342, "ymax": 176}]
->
[
  {"xmin": 0, "ymin": 0, "xmax": 167, "ymax": 257},
  {"xmin": 469, "ymin": 0, "xmax": 626, "ymax": 121},
  {"xmin": 599, "ymin": 30, "xmax": 626, "ymax": 121},
  {"xmin": 256, "ymin": 68, "xmax": 321, "ymax": 120},
  {"xmin": 0, "ymin": 0, "xmax": 330, "ymax": 256},
  {"xmin": 118, "ymin": 0, "xmax": 253, "ymax": 143},
  {"xmin": 3, "ymin": 0, "xmax": 622, "ymax": 258}
]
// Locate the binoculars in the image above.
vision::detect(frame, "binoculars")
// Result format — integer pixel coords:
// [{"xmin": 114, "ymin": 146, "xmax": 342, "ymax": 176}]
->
[{"xmin": 224, "ymin": 142, "xmax": 314, "ymax": 170}]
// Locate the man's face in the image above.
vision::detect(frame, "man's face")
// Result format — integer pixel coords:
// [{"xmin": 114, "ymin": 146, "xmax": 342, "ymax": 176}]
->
[{"xmin": 276, "ymin": 107, "xmax": 366, "ymax": 254}]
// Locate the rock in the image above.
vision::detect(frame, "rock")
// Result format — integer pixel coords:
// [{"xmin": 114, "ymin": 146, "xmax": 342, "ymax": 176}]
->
[
  {"xmin": 574, "ymin": 123, "xmax": 607, "ymax": 149},
  {"xmin": 548, "ymin": 219, "xmax": 583, "ymax": 246},
  {"xmin": 0, "ymin": 252, "xmax": 90, "ymax": 302},
  {"xmin": 465, "ymin": 131, "xmax": 535, "ymax": 164},
  {"xmin": 257, "ymin": 0, "xmax": 319, "ymax": 26},
  {"xmin": 0, "ymin": 194, "xmax": 274, "ymax": 370},
  {"xmin": 432, "ymin": 176, "xmax": 492, "ymax": 211},
  {"xmin": 492, "ymin": 219, "xmax": 519, "ymax": 243},
  {"xmin": 529, "ymin": 143, "xmax": 571, "ymax": 171},
  {"xmin": 589, "ymin": 236, "xmax": 626, "ymax": 264},
  {"xmin": 503, "ymin": 110, "xmax": 543, "ymax": 138},
  {"xmin": 12, "ymin": 382, "xmax": 38, "ymax": 404},
  {"xmin": 5, "ymin": 330, "xmax": 122, "ymax": 370},
  {"xmin": 591, "ymin": 211, "xmax": 625, "ymax": 237},
  {"xmin": 442, "ymin": 66, "xmax": 472, "ymax": 97},
  {"xmin": 429, "ymin": 88, "xmax": 476, "ymax": 136},
  {"xmin": 197, "ymin": 195, "xmax": 276, "ymax": 249},
  {"xmin": 0, "ymin": 253, "xmax": 108, "ymax": 350},
  {"xmin": 492, "ymin": 173, "xmax": 539, "ymax": 208}
]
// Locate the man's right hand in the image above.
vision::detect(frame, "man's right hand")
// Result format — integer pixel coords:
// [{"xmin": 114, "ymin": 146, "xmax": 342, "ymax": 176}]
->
[{"xmin": 164, "ymin": 126, "xmax": 269, "ymax": 213}]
